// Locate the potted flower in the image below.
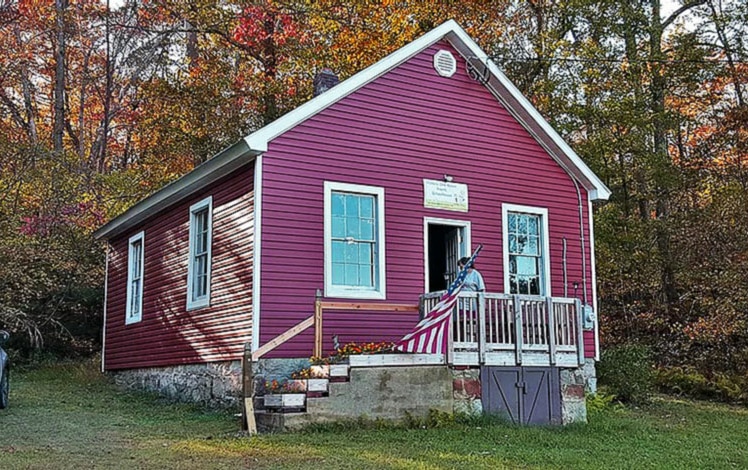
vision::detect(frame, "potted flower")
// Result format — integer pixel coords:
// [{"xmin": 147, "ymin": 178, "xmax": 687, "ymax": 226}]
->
[
  {"xmin": 310, "ymin": 355, "xmax": 349, "ymax": 381},
  {"xmin": 263, "ymin": 379, "xmax": 306, "ymax": 410},
  {"xmin": 291, "ymin": 367, "xmax": 329, "ymax": 394}
]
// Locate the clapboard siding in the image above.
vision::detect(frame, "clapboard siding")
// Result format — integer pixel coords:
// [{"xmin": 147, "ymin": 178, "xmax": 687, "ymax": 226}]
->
[
  {"xmin": 259, "ymin": 41, "xmax": 596, "ymax": 358},
  {"xmin": 104, "ymin": 165, "xmax": 254, "ymax": 370}
]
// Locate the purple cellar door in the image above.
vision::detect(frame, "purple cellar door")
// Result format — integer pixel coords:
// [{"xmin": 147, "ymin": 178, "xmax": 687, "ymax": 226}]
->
[
  {"xmin": 481, "ymin": 367, "xmax": 562, "ymax": 425},
  {"xmin": 481, "ymin": 367, "xmax": 522, "ymax": 423}
]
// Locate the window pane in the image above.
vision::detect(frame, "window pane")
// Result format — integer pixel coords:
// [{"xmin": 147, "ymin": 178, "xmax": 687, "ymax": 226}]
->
[
  {"xmin": 528, "ymin": 236, "xmax": 539, "ymax": 255},
  {"xmin": 529, "ymin": 277, "xmax": 540, "ymax": 295},
  {"xmin": 331, "ymin": 193, "xmax": 345, "ymax": 216},
  {"xmin": 527, "ymin": 216, "xmax": 538, "ymax": 235},
  {"xmin": 345, "ymin": 243, "xmax": 357, "ymax": 263},
  {"xmin": 359, "ymin": 243, "xmax": 372, "ymax": 264},
  {"xmin": 508, "ymin": 234, "xmax": 517, "ymax": 254},
  {"xmin": 360, "ymin": 219, "xmax": 374, "ymax": 241},
  {"xmin": 346, "ymin": 217, "xmax": 360, "ymax": 238},
  {"xmin": 359, "ymin": 265, "xmax": 373, "ymax": 287},
  {"xmin": 332, "ymin": 215, "xmax": 346, "ymax": 238},
  {"xmin": 345, "ymin": 195, "xmax": 359, "ymax": 218},
  {"xmin": 344, "ymin": 264, "xmax": 358, "ymax": 286},
  {"xmin": 516, "ymin": 256, "xmax": 538, "ymax": 276},
  {"xmin": 360, "ymin": 196, "xmax": 373, "ymax": 218},
  {"xmin": 332, "ymin": 263, "xmax": 345, "ymax": 285},
  {"xmin": 332, "ymin": 241, "xmax": 344, "ymax": 262},
  {"xmin": 508, "ymin": 213, "xmax": 517, "ymax": 232},
  {"xmin": 518, "ymin": 215, "xmax": 527, "ymax": 233}
]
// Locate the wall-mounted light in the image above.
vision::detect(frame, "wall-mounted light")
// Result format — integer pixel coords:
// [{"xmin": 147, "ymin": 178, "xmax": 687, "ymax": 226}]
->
[{"xmin": 443, "ymin": 174, "xmax": 453, "ymax": 182}]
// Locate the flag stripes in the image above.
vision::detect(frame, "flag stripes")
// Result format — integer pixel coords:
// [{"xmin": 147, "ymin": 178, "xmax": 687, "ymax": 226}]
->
[{"xmin": 394, "ymin": 245, "xmax": 483, "ymax": 354}]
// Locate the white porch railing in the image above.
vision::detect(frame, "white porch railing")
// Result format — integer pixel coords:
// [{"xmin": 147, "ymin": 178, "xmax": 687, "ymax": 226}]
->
[{"xmin": 420, "ymin": 292, "xmax": 585, "ymax": 367}]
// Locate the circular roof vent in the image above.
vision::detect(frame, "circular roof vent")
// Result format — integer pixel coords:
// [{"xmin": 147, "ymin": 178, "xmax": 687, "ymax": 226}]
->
[{"xmin": 433, "ymin": 50, "xmax": 457, "ymax": 77}]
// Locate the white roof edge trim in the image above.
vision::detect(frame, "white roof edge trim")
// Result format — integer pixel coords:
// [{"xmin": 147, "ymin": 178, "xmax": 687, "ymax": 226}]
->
[
  {"xmin": 443, "ymin": 28, "xmax": 611, "ymax": 201},
  {"xmin": 94, "ymin": 139, "xmax": 257, "ymax": 240},
  {"xmin": 243, "ymin": 19, "xmax": 463, "ymax": 153}
]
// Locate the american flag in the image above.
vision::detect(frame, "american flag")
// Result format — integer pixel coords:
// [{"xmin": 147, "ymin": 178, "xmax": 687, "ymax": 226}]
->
[{"xmin": 394, "ymin": 245, "xmax": 483, "ymax": 354}]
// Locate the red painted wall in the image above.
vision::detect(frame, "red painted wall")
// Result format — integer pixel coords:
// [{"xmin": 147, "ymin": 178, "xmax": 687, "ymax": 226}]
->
[
  {"xmin": 104, "ymin": 165, "xmax": 254, "ymax": 370},
  {"xmin": 259, "ymin": 41, "xmax": 597, "ymax": 358}
]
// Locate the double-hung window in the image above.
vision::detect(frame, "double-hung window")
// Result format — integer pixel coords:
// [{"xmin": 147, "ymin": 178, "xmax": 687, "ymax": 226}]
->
[
  {"xmin": 125, "ymin": 231, "xmax": 145, "ymax": 324},
  {"xmin": 502, "ymin": 204, "xmax": 551, "ymax": 296},
  {"xmin": 324, "ymin": 182, "xmax": 386, "ymax": 299},
  {"xmin": 187, "ymin": 196, "xmax": 213, "ymax": 310}
]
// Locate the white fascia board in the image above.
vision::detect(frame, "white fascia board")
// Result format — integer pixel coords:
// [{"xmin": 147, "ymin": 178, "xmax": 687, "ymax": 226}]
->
[
  {"xmin": 444, "ymin": 30, "xmax": 611, "ymax": 202},
  {"xmin": 95, "ymin": 140, "xmax": 257, "ymax": 240},
  {"xmin": 243, "ymin": 20, "xmax": 464, "ymax": 153}
]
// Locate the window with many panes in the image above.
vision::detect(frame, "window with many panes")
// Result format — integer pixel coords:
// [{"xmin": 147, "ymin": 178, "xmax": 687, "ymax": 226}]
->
[
  {"xmin": 187, "ymin": 197, "xmax": 212, "ymax": 310},
  {"xmin": 324, "ymin": 182, "xmax": 386, "ymax": 299},
  {"xmin": 126, "ymin": 231, "xmax": 145, "ymax": 324},
  {"xmin": 502, "ymin": 204, "xmax": 550, "ymax": 296}
]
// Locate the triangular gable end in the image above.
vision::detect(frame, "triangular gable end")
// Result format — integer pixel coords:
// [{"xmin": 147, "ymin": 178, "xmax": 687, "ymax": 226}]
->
[
  {"xmin": 95, "ymin": 20, "xmax": 609, "ymax": 240},
  {"xmin": 244, "ymin": 19, "xmax": 610, "ymax": 201}
]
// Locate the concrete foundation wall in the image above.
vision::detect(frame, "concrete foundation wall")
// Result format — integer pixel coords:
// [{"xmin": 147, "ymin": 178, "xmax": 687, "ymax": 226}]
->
[
  {"xmin": 281, "ymin": 366, "xmax": 453, "ymax": 431},
  {"xmin": 111, "ymin": 361, "xmax": 242, "ymax": 408}
]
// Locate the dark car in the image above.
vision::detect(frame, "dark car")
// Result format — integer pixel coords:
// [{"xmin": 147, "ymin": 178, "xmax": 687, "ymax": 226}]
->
[{"xmin": 0, "ymin": 330, "xmax": 9, "ymax": 409}]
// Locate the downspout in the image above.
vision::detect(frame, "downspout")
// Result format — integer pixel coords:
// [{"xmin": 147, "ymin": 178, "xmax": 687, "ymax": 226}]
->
[
  {"xmin": 569, "ymin": 177, "xmax": 588, "ymax": 306},
  {"xmin": 101, "ymin": 243, "xmax": 110, "ymax": 373}
]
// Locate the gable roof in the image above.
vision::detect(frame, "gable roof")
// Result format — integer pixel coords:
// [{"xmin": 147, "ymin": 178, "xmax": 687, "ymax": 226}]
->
[{"xmin": 94, "ymin": 20, "xmax": 610, "ymax": 240}]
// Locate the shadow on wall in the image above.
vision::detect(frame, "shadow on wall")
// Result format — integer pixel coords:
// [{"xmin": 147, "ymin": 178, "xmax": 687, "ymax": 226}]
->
[{"xmin": 149, "ymin": 188, "xmax": 254, "ymax": 365}]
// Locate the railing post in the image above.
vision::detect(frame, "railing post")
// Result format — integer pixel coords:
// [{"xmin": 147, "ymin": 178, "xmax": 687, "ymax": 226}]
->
[
  {"xmin": 513, "ymin": 294, "xmax": 523, "ymax": 365},
  {"xmin": 478, "ymin": 292, "xmax": 486, "ymax": 365},
  {"xmin": 314, "ymin": 292, "xmax": 323, "ymax": 358},
  {"xmin": 242, "ymin": 342, "xmax": 257, "ymax": 435},
  {"xmin": 575, "ymin": 298, "xmax": 584, "ymax": 366},
  {"xmin": 546, "ymin": 297, "xmax": 556, "ymax": 366},
  {"xmin": 447, "ymin": 312, "xmax": 454, "ymax": 365}
]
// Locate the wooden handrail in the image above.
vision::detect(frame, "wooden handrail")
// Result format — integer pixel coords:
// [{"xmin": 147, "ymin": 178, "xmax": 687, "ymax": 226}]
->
[
  {"xmin": 251, "ymin": 316, "xmax": 314, "ymax": 361},
  {"xmin": 314, "ymin": 299, "xmax": 419, "ymax": 357}
]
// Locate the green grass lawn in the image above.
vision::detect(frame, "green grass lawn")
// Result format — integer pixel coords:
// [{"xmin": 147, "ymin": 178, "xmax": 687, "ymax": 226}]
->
[{"xmin": 1, "ymin": 362, "xmax": 747, "ymax": 469}]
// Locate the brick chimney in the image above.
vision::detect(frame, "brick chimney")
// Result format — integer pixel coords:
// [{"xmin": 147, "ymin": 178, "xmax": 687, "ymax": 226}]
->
[{"xmin": 313, "ymin": 68, "xmax": 339, "ymax": 97}]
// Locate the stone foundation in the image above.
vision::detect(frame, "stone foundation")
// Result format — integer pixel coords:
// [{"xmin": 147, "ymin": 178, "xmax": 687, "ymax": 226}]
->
[
  {"xmin": 111, "ymin": 361, "xmax": 242, "ymax": 408},
  {"xmin": 451, "ymin": 367, "xmax": 483, "ymax": 416}
]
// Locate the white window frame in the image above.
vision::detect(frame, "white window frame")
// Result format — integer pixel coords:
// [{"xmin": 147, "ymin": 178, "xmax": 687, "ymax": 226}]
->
[
  {"xmin": 502, "ymin": 204, "xmax": 551, "ymax": 296},
  {"xmin": 187, "ymin": 196, "xmax": 213, "ymax": 310},
  {"xmin": 324, "ymin": 182, "xmax": 386, "ymax": 299},
  {"xmin": 125, "ymin": 231, "xmax": 145, "ymax": 325}
]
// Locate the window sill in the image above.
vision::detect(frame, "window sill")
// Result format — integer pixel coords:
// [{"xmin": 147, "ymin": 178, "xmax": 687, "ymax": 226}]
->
[{"xmin": 324, "ymin": 288, "xmax": 386, "ymax": 300}]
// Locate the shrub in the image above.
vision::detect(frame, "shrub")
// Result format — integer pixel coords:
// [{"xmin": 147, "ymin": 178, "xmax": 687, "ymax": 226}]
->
[
  {"xmin": 655, "ymin": 366, "xmax": 748, "ymax": 403},
  {"xmin": 597, "ymin": 343, "xmax": 654, "ymax": 404}
]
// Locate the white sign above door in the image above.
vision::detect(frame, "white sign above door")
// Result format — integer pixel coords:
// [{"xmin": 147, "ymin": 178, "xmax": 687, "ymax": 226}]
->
[{"xmin": 423, "ymin": 179, "xmax": 469, "ymax": 212}]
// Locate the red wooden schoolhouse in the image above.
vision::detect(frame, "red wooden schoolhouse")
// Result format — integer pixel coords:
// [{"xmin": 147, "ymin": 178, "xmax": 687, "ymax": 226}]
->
[{"xmin": 95, "ymin": 20, "xmax": 610, "ymax": 424}]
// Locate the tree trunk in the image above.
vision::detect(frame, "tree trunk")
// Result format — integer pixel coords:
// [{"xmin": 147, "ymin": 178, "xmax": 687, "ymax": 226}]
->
[{"xmin": 53, "ymin": 0, "xmax": 68, "ymax": 154}]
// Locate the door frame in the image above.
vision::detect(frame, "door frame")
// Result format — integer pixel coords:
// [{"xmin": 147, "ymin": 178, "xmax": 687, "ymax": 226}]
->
[{"xmin": 423, "ymin": 217, "xmax": 472, "ymax": 293}]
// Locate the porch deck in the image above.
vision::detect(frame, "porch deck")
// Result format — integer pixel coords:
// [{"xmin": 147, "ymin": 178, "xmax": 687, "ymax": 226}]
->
[{"xmin": 421, "ymin": 291, "xmax": 585, "ymax": 368}]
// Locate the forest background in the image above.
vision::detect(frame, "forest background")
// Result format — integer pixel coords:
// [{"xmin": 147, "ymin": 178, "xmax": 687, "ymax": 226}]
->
[{"xmin": 1, "ymin": 0, "xmax": 746, "ymax": 399}]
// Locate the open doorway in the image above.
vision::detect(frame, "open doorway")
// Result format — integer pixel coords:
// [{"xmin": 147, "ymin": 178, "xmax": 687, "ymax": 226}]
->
[{"xmin": 424, "ymin": 218, "xmax": 471, "ymax": 292}]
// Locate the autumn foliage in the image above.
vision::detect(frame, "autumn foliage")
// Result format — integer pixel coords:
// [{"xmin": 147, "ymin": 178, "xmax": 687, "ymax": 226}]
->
[{"xmin": 0, "ymin": 0, "xmax": 747, "ymax": 390}]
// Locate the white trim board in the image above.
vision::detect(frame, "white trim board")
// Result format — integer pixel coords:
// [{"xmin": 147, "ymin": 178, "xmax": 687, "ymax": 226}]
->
[
  {"xmin": 423, "ymin": 217, "xmax": 471, "ymax": 293},
  {"xmin": 588, "ymin": 197, "xmax": 600, "ymax": 361},
  {"xmin": 186, "ymin": 196, "xmax": 213, "ymax": 311},
  {"xmin": 323, "ymin": 181, "xmax": 387, "ymax": 300},
  {"xmin": 251, "ymin": 156, "xmax": 263, "ymax": 352},
  {"xmin": 501, "ymin": 204, "xmax": 552, "ymax": 296},
  {"xmin": 125, "ymin": 231, "xmax": 145, "ymax": 325}
]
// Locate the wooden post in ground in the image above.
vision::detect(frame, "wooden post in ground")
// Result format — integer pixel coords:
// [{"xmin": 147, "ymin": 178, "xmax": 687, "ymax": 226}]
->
[
  {"xmin": 242, "ymin": 342, "xmax": 257, "ymax": 435},
  {"xmin": 314, "ymin": 292, "xmax": 323, "ymax": 358}
]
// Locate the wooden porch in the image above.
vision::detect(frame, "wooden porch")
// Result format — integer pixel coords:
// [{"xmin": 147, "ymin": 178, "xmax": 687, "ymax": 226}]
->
[{"xmin": 421, "ymin": 291, "xmax": 585, "ymax": 368}]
